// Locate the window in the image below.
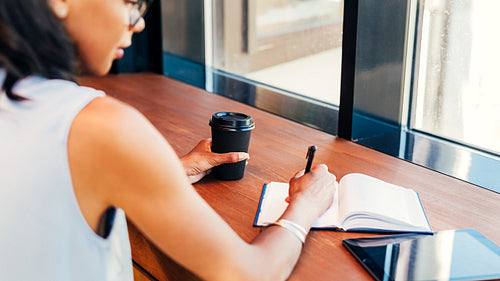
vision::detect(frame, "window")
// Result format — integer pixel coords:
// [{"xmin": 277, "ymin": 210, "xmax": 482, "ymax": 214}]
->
[
  {"xmin": 412, "ymin": 0, "xmax": 500, "ymax": 155},
  {"xmin": 158, "ymin": 0, "xmax": 500, "ymax": 193},
  {"xmin": 210, "ymin": 0, "xmax": 343, "ymax": 106},
  {"xmin": 159, "ymin": 0, "xmax": 343, "ymax": 134},
  {"xmin": 341, "ymin": 0, "xmax": 500, "ymax": 192}
]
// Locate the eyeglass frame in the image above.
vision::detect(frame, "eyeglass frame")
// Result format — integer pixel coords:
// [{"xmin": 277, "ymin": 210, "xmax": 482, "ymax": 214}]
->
[{"xmin": 127, "ymin": 0, "xmax": 153, "ymax": 27}]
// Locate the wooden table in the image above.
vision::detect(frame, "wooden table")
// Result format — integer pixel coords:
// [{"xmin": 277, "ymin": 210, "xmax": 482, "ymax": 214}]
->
[{"xmin": 81, "ymin": 73, "xmax": 500, "ymax": 281}]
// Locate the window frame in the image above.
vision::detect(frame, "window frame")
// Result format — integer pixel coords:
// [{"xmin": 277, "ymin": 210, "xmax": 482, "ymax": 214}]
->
[
  {"xmin": 340, "ymin": 0, "xmax": 500, "ymax": 193},
  {"xmin": 158, "ymin": 0, "xmax": 500, "ymax": 193}
]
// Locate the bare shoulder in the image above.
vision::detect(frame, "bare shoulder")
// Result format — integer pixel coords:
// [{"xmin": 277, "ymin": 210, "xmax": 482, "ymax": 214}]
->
[
  {"xmin": 72, "ymin": 95, "xmax": 155, "ymax": 140},
  {"xmin": 68, "ymin": 95, "xmax": 190, "ymax": 229},
  {"xmin": 69, "ymin": 95, "xmax": 165, "ymax": 180}
]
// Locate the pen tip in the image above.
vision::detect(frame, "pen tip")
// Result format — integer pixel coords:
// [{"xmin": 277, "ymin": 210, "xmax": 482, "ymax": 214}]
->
[{"xmin": 306, "ymin": 145, "xmax": 317, "ymax": 158}]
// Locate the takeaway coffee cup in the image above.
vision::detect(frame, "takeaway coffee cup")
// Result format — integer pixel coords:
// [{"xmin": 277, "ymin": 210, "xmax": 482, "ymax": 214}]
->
[{"xmin": 209, "ymin": 112, "xmax": 255, "ymax": 180}]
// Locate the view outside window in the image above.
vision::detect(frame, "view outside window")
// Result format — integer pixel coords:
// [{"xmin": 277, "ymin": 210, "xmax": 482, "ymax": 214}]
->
[
  {"xmin": 412, "ymin": 0, "xmax": 500, "ymax": 155},
  {"xmin": 210, "ymin": 0, "xmax": 344, "ymax": 105}
]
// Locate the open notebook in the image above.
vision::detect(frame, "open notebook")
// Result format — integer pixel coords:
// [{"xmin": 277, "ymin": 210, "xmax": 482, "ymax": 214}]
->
[{"xmin": 254, "ymin": 173, "xmax": 432, "ymax": 233}]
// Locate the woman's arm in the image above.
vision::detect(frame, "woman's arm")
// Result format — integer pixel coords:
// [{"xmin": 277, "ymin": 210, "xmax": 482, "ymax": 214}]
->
[{"xmin": 68, "ymin": 96, "xmax": 336, "ymax": 281}]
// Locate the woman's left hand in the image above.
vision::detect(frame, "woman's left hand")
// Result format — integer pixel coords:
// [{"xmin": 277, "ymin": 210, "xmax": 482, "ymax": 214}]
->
[{"xmin": 180, "ymin": 138, "xmax": 249, "ymax": 183}]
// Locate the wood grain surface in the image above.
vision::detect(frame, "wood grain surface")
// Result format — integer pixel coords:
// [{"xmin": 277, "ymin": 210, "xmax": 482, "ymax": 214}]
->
[{"xmin": 80, "ymin": 73, "xmax": 500, "ymax": 281}]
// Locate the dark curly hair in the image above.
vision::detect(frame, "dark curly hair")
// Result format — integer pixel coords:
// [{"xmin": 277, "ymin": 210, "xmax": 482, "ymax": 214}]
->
[{"xmin": 0, "ymin": 0, "xmax": 77, "ymax": 100}]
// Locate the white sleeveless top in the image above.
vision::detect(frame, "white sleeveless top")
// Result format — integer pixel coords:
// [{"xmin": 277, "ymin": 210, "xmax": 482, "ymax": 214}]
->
[{"xmin": 0, "ymin": 70, "xmax": 133, "ymax": 281}]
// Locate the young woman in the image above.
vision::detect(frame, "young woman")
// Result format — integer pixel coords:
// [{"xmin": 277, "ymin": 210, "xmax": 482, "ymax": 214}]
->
[{"xmin": 0, "ymin": 0, "xmax": 337, "ymax": 280}]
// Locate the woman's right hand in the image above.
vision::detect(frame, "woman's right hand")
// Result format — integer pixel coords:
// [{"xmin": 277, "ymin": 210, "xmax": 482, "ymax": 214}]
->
[{"xmin": 287, "ymin": 164, "xmax": 337, "ymax": 220}]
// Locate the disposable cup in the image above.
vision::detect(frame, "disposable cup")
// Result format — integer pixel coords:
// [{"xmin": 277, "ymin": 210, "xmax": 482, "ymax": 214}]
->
[{"xmin": 209, "ymin": 112, "xmax": 255, "ymax": 180}]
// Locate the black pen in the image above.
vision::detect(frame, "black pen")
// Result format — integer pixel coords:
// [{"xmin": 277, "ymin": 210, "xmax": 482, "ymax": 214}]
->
[{"xmin": 305, "ymin": 145, "xmax": 316, "ymax": 173}]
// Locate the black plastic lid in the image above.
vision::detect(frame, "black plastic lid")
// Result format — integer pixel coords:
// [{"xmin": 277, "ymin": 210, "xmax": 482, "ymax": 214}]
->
[{"xmin": 209, "ymin": 112, "xmax": 255, "ymax": 131}]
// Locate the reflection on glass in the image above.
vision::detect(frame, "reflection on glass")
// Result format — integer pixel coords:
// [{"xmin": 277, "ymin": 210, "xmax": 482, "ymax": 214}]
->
[
  {"xmin": 413, "ymin": 0, "xmax": 500, "ymax": 155},
  {"xmin": 256, "ymin": 0, "xmax": 343, "ymax": 37},
  {"xmin": 211, "ymin": 0, "xmax": 344, "ymax": 105},
  {"xmin": 345, "ymin": 230, "xmax": 500, "ymax": 281}
]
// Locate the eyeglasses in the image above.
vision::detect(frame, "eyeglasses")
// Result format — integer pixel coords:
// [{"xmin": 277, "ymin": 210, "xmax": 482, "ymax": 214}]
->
[{"xmin": 127, "ymin": 0, "xmax": 153, "ymax": 27}]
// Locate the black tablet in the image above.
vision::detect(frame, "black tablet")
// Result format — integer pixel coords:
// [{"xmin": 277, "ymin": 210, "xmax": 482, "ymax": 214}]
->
[{"xmin": 343, "ymin": 229, "xmax": 500, "ymax": 281}]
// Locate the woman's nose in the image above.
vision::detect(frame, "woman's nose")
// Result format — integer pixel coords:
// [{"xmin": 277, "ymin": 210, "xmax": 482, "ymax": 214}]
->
[{"xmin": 132, "ymin": 17, "xmax": 146, "ymax": 32}]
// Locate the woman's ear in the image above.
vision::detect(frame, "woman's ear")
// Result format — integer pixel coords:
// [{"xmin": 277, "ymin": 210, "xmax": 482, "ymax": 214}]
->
[{"xmin": 48, "ymin": 0, "xmax": 70, "ymax": 19}]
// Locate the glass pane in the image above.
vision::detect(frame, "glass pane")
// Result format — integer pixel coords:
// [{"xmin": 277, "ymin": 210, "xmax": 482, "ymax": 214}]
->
[
  {"xmin": 256, "ymin": 0, "xmax": 343, "ymax": 37},
  {"xmin": 211, "ymin": 0, "xmax": 343, "ymax": 105},
  {"xmin": 412, "ymin": 0, "xmax": 500, "ymax": 155}
]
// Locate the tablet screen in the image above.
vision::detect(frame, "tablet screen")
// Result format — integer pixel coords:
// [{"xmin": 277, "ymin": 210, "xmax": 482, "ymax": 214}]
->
[{"xmin": 343, "ymin": 229, "xmax": 500, "ymax": 281}]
